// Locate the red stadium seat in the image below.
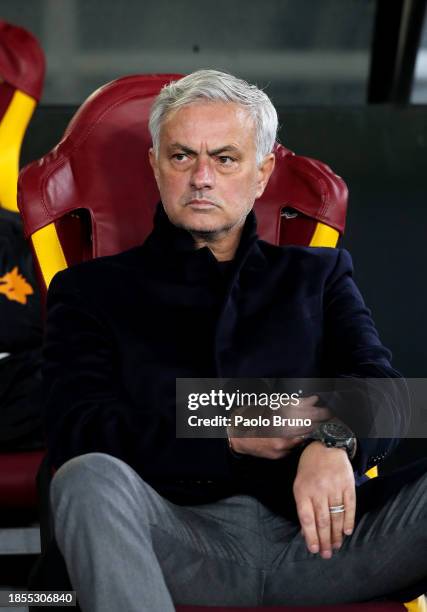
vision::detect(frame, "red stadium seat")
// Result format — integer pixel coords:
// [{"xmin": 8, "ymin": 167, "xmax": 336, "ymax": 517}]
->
[
  {"xmin": 0, "ymin": 21, "xmax": 45, "ymax": 518},
  {"xmin": 18, "ymin": 74, "xmax": 419, "ymax": 611}
]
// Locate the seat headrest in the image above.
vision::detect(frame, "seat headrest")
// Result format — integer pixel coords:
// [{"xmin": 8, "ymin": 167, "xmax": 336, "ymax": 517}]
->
[
  {"xmin": 19, "ymin": 75, "xmax": 182, "ymax": 257},
  {"xmin": 0, "ymin": 20, "xmax": 45, "ymax": 101},
  {"xmin": 255, "ymin": 144, "xmax": 347, "ymax": 244}
]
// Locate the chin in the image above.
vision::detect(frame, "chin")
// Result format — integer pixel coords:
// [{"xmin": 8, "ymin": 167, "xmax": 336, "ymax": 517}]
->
[
  {"xmin": 183, "ymin": 222, "xmax": 222, "ymax": 236},
  {"xmin": 180, "ymin": 211, "xmax": 224, "ymax": 234}
]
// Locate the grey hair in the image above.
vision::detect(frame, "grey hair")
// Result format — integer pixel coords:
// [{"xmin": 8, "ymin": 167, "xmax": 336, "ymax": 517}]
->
[{"xmin": 148, "ymin": 69, "xmax": 278, "ymax": 165}]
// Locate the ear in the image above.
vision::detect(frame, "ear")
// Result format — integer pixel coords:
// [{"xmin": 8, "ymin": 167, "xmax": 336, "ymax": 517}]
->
[
  {"xmin": 149, "ymin": 147, "xmax": 160, "ymax": 184},
  {"xmin": 255, "ymin": 153, "xmax": 275, "ymax": 199}
]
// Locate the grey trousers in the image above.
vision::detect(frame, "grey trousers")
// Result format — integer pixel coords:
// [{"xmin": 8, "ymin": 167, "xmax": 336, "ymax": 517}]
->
[{"xmin": 50, "ymin": 452, "xmax": 427, "ymax": 611}]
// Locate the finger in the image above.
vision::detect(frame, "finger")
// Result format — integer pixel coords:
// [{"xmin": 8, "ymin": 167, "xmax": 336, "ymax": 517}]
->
[
  {"xmin": 294, "ymin": 396, "xmax": 319, "ymax": 414},
  {"xmin": 292, "ymin": 401, "xmax": 331, "ymax": 422},
  {"xmin": 329, "ymin": 498, "xmax": 345, "ymax": 550},
  {"xmin": 343, "ymin": 487, "xmax": 356, "ymax": 536},
  {"xmin": 300, "ymin": 395, "xmax": 319, "ymax": 406},
  {"xmin": 308, "ymin": 407, "xmax": 333, "ymax": 421},
  {"xmin": 313, "ymin": 498, "xmax": 332, "ymax": 559},
  {"xmin": 288, "ymin": 395, "xmax": 318, "ymax": 414},
  {"xmin": 296, "ymin": 499, "xmax": 319, "ymax": 555}
]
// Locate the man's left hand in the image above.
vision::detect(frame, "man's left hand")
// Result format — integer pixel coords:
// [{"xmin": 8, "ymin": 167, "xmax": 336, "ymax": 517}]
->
[{"xmin": 293, "ymin": 441, "xmax": 356, "ymax": 559}]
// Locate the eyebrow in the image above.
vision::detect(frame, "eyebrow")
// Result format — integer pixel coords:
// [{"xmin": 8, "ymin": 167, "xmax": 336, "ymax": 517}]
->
[{"xmin": 168, "ymin": 143, "xmax": 241, "ymax": 156}]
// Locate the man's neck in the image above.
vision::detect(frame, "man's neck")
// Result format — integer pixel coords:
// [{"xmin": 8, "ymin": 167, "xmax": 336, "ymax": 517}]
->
[{"xmin": 191, "ymin": 224, "xmax": 244, "ymax": 262}]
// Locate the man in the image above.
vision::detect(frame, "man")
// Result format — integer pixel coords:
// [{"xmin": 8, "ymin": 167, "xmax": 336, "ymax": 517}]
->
[{"xmin": 44, "ymin": 70, "xmax": 427, "ymax": 610}]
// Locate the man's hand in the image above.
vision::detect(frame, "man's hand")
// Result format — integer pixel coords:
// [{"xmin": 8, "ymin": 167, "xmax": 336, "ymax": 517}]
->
[
  {"xmin": 293, "ymin": 441, "xmax": 356, "ymax": 559},
  {"xmin": 229, "ymin": 434, "xmax": 306, "ymax": 459},
  {"xmin": 228, "ymin": 395, "xmax": 331, "ymax": 459}
]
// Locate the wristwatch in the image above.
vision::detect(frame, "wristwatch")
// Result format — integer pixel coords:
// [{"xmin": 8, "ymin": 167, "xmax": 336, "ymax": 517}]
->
[{"xmin": 309, "ymin": 421, "xmax": 357, "ymax": 460}]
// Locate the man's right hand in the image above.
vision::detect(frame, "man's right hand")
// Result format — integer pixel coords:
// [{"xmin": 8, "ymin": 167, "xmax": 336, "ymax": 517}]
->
[
  {"xmin": 229, "ymin": 434, "xmax": 305, "ymax": 459},
  {"xmin": 228, "ymin": 395, "xmax": 332, "ymax": 459}
]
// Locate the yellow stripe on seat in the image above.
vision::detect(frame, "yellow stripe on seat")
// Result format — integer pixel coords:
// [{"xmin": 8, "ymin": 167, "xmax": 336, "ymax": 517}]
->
[
  {"xmin": 309, "ymin": 221, "xmax": 340, "ymax": 248},
  {"xmin": 405, "ymin": 596, "xmax": 427, "ymax": 612},
  {"xmin": 0, "ymin": 89, "xmax": 36, "ymax": 212},
  {"xmin": 31, "ymin": 223, "xmax": 68, "ymax": 288}
]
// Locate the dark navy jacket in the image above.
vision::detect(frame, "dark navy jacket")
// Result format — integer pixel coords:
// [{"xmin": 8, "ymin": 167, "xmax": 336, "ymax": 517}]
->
[{"xmin": 43, "ymin": 205, "xmax": 408, "ymax": 514}]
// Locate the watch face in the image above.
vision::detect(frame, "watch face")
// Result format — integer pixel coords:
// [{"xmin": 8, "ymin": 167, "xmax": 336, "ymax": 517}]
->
[
  {"xmin": 321, "ymin": 422, "xmax": 352, "ymax": 440},
  {"xmin": 316, "ymin": 422, "xmax": 356, "ymax": 459}
]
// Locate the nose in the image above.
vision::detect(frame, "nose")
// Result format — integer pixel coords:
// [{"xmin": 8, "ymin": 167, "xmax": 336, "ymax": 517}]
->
[{"xmin": 190, "ymin": 156, "xmax": 215, "ymax": 190}]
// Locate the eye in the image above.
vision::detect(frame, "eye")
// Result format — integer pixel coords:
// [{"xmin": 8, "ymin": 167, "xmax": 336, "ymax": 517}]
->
[
  {"xmin": 217, "ymin": 155, "xmax": 235, "ymax": 166},
  {"xmin": 171, "ymin": 153, "xmax": 189, "ymax": 162}
]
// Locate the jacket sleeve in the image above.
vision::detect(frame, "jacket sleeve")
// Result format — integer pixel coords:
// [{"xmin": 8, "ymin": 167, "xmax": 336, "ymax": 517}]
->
[
  {"xmin": 321, "ymin": 249, "xmax": 410, "ymax": 476},
  {"xmin": 43, "ymin": 269, "xmax": 230, "ymax": 482}
]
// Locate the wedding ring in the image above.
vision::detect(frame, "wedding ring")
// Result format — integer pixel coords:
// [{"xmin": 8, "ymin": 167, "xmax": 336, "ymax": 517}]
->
[{"xmin": 329, "ymin": 504, "xmax": 345, "ymax": 514}]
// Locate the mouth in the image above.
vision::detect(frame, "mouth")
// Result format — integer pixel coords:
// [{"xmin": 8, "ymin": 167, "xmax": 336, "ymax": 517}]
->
[{"xmin": 186, "ymin": 199, "xmax": 218, "ymax": 210}]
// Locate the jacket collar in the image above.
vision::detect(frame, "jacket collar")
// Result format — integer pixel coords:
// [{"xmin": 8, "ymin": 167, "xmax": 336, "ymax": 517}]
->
[{"xmin": 144, "ymin": 202, "xmax": 266, "ymax": 275}]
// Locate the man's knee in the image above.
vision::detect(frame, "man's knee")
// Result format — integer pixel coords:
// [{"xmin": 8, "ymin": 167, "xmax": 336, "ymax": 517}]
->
[
  {"xmin": 50, "ymin": 452, "xmax": 140, "ymax": 509},
  {"xmin": 50, "ymin": 452, "xmax": 165, "ymax": 526}
]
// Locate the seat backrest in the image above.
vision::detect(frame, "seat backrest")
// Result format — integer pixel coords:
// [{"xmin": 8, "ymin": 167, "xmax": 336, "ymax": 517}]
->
[
  {"xmin": 18, "ymin": 74, "xmax": 347, "ymax": 297},
  {"xmin": 0, "ymin": 20, "xmax": 45, "ymax": 212}
]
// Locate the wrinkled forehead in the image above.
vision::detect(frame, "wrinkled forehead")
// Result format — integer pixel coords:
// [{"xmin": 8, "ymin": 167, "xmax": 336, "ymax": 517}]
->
[{"xmin": 159, "ymin": 101, "xmax": 257, "ymax": 151}]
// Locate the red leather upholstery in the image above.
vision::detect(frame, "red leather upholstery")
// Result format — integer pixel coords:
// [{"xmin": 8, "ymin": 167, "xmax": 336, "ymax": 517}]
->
[
  {"xmin": 0, "ymin": 451, "xmax": 44, "ymax": 508},
  {"xmin": 0, "ymin": 81, "xmax": 15, "ymax": 119},
  {"xmin": 0, "ymin": 20, "xmax": 45, "ymax": 101},
  {"xmin": 257, "ymin": 144, "xmax": 347, "ymax": 245},
  {"xmin": 19, "ymin": 75, "xmax": 181, "ymax": 266}
]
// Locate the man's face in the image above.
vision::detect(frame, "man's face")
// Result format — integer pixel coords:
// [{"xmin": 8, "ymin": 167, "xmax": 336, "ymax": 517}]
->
[{"xmin": 149, "ymin": 101, "xmax": 275, "ymax": 237}]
